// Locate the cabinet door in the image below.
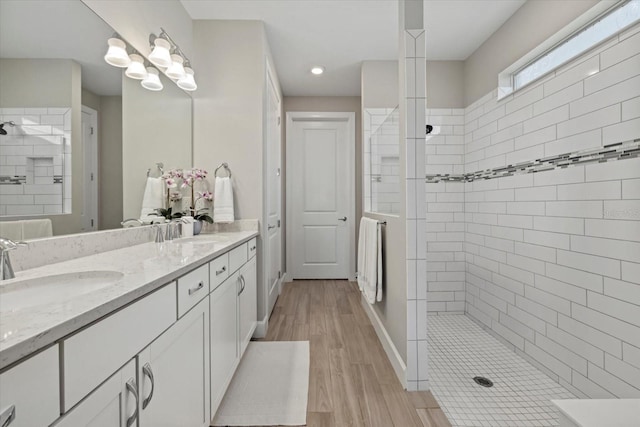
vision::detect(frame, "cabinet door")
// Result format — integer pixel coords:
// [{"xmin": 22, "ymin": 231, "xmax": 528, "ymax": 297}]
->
[
  {"xmin": 0, "ymin": 345, "xmax": 59, "ymax": 427},
  {"xmin": 53, "ymin": 360, "xmax": 137, "ymax": 427},
  {"xmin": 238, "ymin": 257, "xmax": 257, "ymax": 357},
  {"xmin": 138, "ymin": 297, "xmax": 210, "ymax": 427},
  {"xmin": 210, "ymin": 272, "xmax": 239, "ymax": 417}
]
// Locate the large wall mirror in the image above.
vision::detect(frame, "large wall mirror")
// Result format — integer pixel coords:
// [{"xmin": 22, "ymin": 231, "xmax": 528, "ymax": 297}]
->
[{"xmin": 0, "ymin": 0, "xmax": 193, "ymax": 239}]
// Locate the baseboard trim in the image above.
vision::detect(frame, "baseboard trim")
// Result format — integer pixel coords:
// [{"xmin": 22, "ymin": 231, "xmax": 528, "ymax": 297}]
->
[
  {"xmin": 282, "ymin": 272, "xmax": 292, "ymax": 283},
  {"xmin": 253, "ymin": 315, "xmax": 268, "ymax": 339},
  {"xmin": 360, "ymin": 295, "xmax": 407, "ymax": 389}
]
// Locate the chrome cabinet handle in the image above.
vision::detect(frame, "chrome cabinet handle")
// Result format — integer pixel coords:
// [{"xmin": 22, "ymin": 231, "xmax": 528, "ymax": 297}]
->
[
  {"xmin": 268, "ymin": 225, "xmax": 276, "ymax": 230},
  {"xmin": 0, "ymin": 405, "xmax": 15, "ymax": 427},
  {"xmin": 142, "ymin": 363, "xmax": 155, "ymax": 409},
  {"xmin": 239, "ymin": 275, "xmax": 246, "ymax": 295},
  {"xmin": 338, "ymin": 217, "xmax": 347, "ymax": 221},
  {"xmin": 215, "ymin": 266, "xmax": 227, "ymax": 276},
  {"xmin": 126, "ymin": 378, "xmax": 139, "ymax": 427},
  {"xmin": 188, "ymin": 281, "xmax": 205, "ymax": 295},
  {"xmin": 250, "ymin": 245, "xmax": 256, "ymax": 251}
]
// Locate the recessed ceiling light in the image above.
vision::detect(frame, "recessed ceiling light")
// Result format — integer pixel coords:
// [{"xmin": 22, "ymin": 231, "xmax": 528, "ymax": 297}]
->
[{"xmin": 311, "ymin": 66, "xmax": 325, "ymax": 75}]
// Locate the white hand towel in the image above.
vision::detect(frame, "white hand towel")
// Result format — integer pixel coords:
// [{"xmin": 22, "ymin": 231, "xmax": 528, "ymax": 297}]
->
[
  {"xmin": 140, "ymin": 177, "xmax": 165, "ymax": 219},
  {"xmin": 214, "ymin": 176, "xmax": 235, "ymax": 223},
  {"xmin": 357, "ymin": 217, "xmax": 382, "ymax": 304}
]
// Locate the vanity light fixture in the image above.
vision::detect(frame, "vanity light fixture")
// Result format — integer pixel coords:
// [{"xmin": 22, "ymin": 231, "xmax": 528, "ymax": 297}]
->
[
  {"xmin": 149, "ymin": 28, "xmax": 197, "ymax": 91},
  {"xmin": 125, "ymin": 53, "xmax": 148, "ymax": 80},
  {"xmin": 177, "ymin": 64, "xmax": 197, "ymax": 91},
  {"xmin": 148, "ymin": 36, "xmax": 172, "ymax": 68},
  {"xmin": 141, "ymin": 67, "xmax": 163, "ymax": 91},
  {"xmin": 104, "ymin": 36, "xmax": 131, "ymax": 68},
  {"xmin": 311, "ymin": 66, "xmax": 325, "ymax": 75},
  {"xmin": 166, "ymin": 54, "xmax": 186, "ymax": 80}
]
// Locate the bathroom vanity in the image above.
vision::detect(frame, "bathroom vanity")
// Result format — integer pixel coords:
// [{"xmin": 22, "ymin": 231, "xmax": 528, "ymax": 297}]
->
[{"xmin": 0, "ymin": 230, "xmax": 258, "ymax": 427}]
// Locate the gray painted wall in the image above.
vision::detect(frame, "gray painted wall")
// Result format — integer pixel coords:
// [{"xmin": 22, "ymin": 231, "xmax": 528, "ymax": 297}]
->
[{"xmin": 464, "ymin": 0, "xmax": 599, "ymax": 106}]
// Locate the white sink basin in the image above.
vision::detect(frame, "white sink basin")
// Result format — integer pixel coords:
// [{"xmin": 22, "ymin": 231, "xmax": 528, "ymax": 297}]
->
[{"xmin": 0, "ymin": 271, "xmax": 124, "ymax": 312}]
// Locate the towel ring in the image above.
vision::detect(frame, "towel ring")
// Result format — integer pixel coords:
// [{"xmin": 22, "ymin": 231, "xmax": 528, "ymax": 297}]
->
[
  {"xmin": 214, "ymin": 162, "xmax": 232, "ymax": 178},
  {"xmin": 147, "ymin": 162, "xmax": 165, "ymax": 177}
]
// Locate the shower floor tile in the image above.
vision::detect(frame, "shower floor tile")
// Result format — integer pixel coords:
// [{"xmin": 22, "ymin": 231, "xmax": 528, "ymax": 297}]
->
[{"xmin": 428, "ymin": 315, "xmax": 575, "ymax": 427}]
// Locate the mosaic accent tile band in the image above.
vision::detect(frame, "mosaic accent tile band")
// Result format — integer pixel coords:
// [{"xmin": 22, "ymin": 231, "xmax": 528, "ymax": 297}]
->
[{"xmin": 426, "ymin": 138, "xmax": 640, "ymax": 183}]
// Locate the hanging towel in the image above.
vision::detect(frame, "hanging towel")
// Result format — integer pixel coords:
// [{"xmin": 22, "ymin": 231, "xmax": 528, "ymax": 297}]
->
[
  {"xmin": 214, "ymin": 176, "xmax": 235, "ymax": 223},
  {"xmin": 22, "ymin": 219, "xmax": 53, "ymax": 239},
  {"xmin": 357, "ymin": 217, "xmax": 383, "ymax": 304},
  {"xmin": 140, "ymin": 176, "xmax": 165, "ymax": 219}
]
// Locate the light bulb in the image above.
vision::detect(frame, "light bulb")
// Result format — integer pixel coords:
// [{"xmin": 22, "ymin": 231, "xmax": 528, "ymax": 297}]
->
[
  {"xmin": 141, "ymin": 67, "xmax": 163, "ymax": 91},
  {"xmin": 166, "ymin": 54, "xmax": 186, "ymax": 80},
  {"xmin": 177, "ymin": 67, "xmax": 197, "ymax": 91},
  {"xmin": 125, "ymin": 54, "xmax": 147, "ymax": 80},
  {"xmin": 149, "ymin": 37, "xmax": 172, "ymax": 68},
  {"xmin": 104, "ymin": 37, "xmax": 130, "ymax": 68},
  {"xmin": 311, "ymin": 66, "xmax": 325, "ymax": 75}
]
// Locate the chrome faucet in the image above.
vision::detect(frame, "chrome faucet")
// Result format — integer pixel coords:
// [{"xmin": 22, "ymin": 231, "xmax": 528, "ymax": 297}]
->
[
  {"xmin": 0, "ymin": 237, "xmax": 27, "ymax": 281},
  {"xmin": 165, "ymin": 220, "xmax": 182, "ymax": 241},
  {"xmin": 152, "ymin": 224, "xmax": 164, "ymax": 243}
]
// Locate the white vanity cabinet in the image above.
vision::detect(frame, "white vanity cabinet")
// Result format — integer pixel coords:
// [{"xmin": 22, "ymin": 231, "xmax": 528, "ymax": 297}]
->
[
  {"xmin": 138, "ymin": 297, "xmax": 210, "ymax": 427},
  {"xmin": 238, "ymin": 256, "xmax": 257, "ymax": 356},
  {"xmin": 0, "ymin": 345, "xmax": 59, "ymax": 427},
  {"xmin": 53, "ymin": 359, "xmax": 137, "ymax": 427},
  {"xmin": 209, "ymin": 271, "xmax": 240, "ymax": 414}
]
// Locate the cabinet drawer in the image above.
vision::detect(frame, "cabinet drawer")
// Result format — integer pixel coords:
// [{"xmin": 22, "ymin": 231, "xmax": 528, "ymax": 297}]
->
[
  {"xmin": 210, "ymin": 253, "xmax": 229, "ymax": 292},
  {"xmin": 62, "ymin": 284, "xmax": 176, "ymax": 411},
  {"xmin": 177, "ymin": 264, "xmax": 209, "ymax": 317},
  {"xmin": 0, "ymin": 345, "xmax": 59, "ymax": 427},
  {"xmin": 247, "ymin": 237, "xmax": 257, "ymax": 259},
  {"xmin": 228, "ymin": 243, "xmax": 248, "ymax": 274}
]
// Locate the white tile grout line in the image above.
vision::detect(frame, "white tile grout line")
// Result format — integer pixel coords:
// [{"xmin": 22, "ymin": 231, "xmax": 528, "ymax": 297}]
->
[{"xmin": 428, "ymin": 314, "xmax": 575, "ymax": 427}]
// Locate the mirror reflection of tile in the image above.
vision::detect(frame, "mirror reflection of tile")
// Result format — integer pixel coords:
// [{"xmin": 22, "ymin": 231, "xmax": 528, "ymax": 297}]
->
[{"xmin": 0, "ymin": 107, "xmax": 71, "ymax": 216}]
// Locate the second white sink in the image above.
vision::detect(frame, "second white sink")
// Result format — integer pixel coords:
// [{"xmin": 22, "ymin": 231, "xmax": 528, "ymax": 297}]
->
[{"xmin": 0, "ymin": 271, "xmax": 124, "ymax": 313}]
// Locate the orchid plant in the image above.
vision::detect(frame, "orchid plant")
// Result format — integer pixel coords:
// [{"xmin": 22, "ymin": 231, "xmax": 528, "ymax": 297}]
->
[{"xmin": 154, "ymin": 168, "xmax": 213, "ymax": 223}]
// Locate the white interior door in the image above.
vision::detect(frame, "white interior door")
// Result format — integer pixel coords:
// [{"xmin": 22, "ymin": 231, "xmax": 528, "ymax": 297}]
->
[
  {"xmin": 266, "ymin": 61, "xmax": 282, "ymax": 316},
  {"xmin": 287, "ymin": 113, "xmax": 355, "ymax": 280},
  {"xmin": 82, "ymin": 106, "xmax": 98, "ymax": 231}
]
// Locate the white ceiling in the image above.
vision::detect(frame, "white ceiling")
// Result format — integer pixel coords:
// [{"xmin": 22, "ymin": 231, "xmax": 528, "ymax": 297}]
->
[
  {"xmin": 181, "ymin": 0, "xmax": 526, "ymax": 96},
  {"xmin": 0, "ymin": 0, "xmax": 122, "ymax": 96}
]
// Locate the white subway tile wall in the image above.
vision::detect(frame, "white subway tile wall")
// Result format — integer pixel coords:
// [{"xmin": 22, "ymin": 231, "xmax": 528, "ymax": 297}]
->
[
  {"xmin": 454, "ymin": 23, "xmax": 640, "ymax": 399},
  {"xmin": 426, "ymin": 109, "xmax": 466, "ymax": 314},
  {"xmin": 0, "ymin": 107, "xmax": 72, "ymax": 216}
]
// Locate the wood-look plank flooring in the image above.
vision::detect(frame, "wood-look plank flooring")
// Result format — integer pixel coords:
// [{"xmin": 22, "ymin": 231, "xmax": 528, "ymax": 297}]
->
[{"xmin": 260, "ymin": 280, "xmax": 452, "ymax": 427}]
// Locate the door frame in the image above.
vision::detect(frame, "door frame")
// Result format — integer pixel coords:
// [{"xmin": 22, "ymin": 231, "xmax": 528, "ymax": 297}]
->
[
  {"xmin": 285, "ymin": 111, "xmax": 356, "ymax": 281},
  {"xmin": 81, "ymin": 105, "xmax": 98, "ymax": 231},
  {"xmin": 264, "ymin": 56, "xmax": 283, "ymax": 323}
]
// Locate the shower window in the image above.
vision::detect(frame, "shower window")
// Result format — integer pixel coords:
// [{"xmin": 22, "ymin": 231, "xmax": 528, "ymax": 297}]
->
[
  {"xmin": 364, "ymin": 106, "xmax": 400, "ymax": 215},
  {"xmin": 498, "ymin": 0, "xmax": 640, "ymax": 99}
]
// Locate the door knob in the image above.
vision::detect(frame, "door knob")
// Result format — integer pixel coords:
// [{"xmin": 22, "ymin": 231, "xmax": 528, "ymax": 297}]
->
[{"xmin": 338, "ymin": 217, "xmax": 347, "ymax": 221}]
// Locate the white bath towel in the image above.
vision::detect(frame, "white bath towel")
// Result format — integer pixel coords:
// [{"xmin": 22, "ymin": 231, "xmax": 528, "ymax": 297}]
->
[
  {"xmin": 0, "ymin": 219, "xmax": 53, "ymax": 240},
  {"xmin": 214, "ymin": 176, "xmax": 235, "ymax": 223},
  {"xmin": 357, "ymin": 217, "xmax": 383, "ymax": 304},
  {"xmin": 140, "ymin": 177, "xmax": 165, "ymax": 219},
  {"xmin": 22, "ymin": 219, "xmax": 53, "ymax": 239}
]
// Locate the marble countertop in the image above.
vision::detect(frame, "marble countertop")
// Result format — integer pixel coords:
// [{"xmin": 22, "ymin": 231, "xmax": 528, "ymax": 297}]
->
[{"xmin": 0, "ymin": 231, "xmax": 258, "ymax": 369}]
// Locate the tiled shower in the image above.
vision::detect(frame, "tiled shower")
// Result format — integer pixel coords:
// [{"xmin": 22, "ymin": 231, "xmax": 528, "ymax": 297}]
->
[
  {"xmin": 0, "ymin": 107, "xmax": 72, "ymax": 216},
  {"xmin": 423, "ymin": 20, "xmax": 640, "ymax": 427}
]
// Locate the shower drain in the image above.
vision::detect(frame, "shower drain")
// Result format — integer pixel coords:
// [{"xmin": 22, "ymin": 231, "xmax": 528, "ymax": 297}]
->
[{"xmin": 473, "ymin": 376, "xmax": 494, "ymax": 388}]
